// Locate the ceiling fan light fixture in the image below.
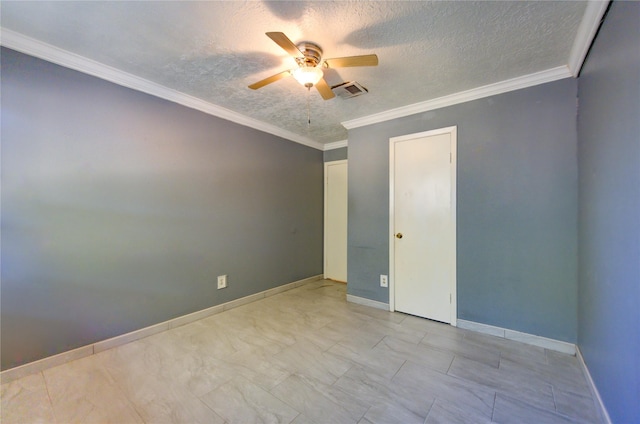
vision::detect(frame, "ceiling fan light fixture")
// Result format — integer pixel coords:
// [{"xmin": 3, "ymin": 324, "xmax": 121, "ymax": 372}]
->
[{"xmin": 292, "ymin": 66, "xmax": 323, "ymax": 87}]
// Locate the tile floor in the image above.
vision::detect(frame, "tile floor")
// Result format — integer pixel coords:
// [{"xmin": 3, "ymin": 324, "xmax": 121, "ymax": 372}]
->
[{"xmin": 1, "ymin": 280, "xmax": 602, "ymax": 423}]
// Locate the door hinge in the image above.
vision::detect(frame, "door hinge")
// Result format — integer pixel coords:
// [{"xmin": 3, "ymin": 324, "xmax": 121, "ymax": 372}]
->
[
  {"xmin": 450, "ymin": 152, "xmax": 452, "ymax": 163},
  {"xmin": 450, "ymin": 293, "xmax": 452, "ymax": 303}
]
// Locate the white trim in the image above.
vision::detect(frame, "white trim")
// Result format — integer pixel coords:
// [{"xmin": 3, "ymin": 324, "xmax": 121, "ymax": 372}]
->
[
  {"xmin": 389, "ymin": 126, "xmax": 457, "ymax": 326},
  {"xmin": 0, "ymin": 28, "xmax": 324, "ymax": 151},
  {"xmin": 576, "ymin": 346, "xmax": 612, "ymax": 424},
  {"xmin": 0, "ymin": 274, "xmax": 322, "ymax": 384},
  {"xmin": 0, "ymin": 345, "xmax": 94, "ymax": 384},
  {"xmin": 324, "ymin": 160, "xmax": 348, "ymax": 281},
  {"xmin": 342, "ymin": 66, "xmax": 571, "ymax": 129},
  {"xmin": 323, "ymin": 140, "xmax": 348, "ymax": 151},
  {"xmin": 0, "ymin": 28, "xmax": 575, "ymax": 148},
  {"xmin": 389, "ymin": 135, "xmax": 396, "ymax": 313},
  {"xmin": 456, "ymin": 319, "xmax": 506, "ymax": 338},
  {"xmin": 504, "ymin": 329, "xmax": 574, "ymax": 355},
  {"xmin": 457, "ymin": 319, "xmax": 576, "ymax": 355},
  {"xmin": 568, "ymin": 0, "xmax": 611, "ymax": 76},
  {"xmin": 4, "ymin": 0, "xmax": 605, "ymax": 151},
  {"xmin": 346, "ymin": 294, "xmax": 389, "ymax": 311},
  {"xmin": 339, "ymin": 0, "xmax": 607, "ymax": 129},
  {"xmin": 93, "ymin": 321, "xmax": 172, "ymax": 354}
]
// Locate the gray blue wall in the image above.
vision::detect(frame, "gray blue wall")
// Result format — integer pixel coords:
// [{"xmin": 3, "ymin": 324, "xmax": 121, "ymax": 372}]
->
[
  {"xmin": 323, "ymin": 147, "xmax": 347, "ymax": 162},
  {"xmin": 347, "ymin": 78, "xmax": 578, "ymax": 343},
  {"xmin": 576, "ymin": 2, "xmax": 640, "ymax": 422},
  {"xmin": 1, "ymin": 47, "xmax": 323, "ymax": 370}
]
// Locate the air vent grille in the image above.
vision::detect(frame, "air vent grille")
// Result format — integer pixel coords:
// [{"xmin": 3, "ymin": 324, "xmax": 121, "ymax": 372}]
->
[{"xmin": 332, "ymin": 81, "xmax": 368, "ymax": 99}]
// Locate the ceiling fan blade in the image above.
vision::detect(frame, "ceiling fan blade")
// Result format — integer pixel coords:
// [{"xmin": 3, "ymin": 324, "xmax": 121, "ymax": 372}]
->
[
  {"xmin": 266, "ymin": 32, "xmax": 303, "ymax": 57},
  {"xmin": 248, "ymin": 70, "xmax": 291, "ymax": 90},
  {"xmin": 315, "ymin": 78, "xmax": 336, "ymax": 100},
  {"xmin": 324, "ymin": 54, "xmax": 379, "ymax": 68}
]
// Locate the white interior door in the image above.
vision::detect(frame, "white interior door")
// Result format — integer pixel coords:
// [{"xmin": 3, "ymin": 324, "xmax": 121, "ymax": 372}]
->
[
  {"xmin": 324, "ymin": 160, "xmax": 348, "ymax": 282},
  {"xmin": 390, "ymin": 127, "xmax": 456, "ymax": 324}
]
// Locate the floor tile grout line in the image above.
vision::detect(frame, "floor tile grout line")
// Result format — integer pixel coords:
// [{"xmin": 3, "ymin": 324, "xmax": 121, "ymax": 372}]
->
[
  {"xmin": 417, "ymin": 339, "xmax": 502, "ymax": 370},
  {"xmin": 497, "ymin": 391, "xmax": 593, "ymax": 423},
  {"xmin": 491, "ymin": 392, "xmax": 497, "ymax": 422},
  {"xmin": 422, "ymin": 398, "xmax": 436, "ymax": 424},
  {"xmin": 129, "ymin": 395, "xmax": 147, "ymax": 423},
  {"xmin": 98, "ymin": 355, "xmax": 138, "ymax": 420},
  {"xmin": 272, "ymin": 372, "xmax": 353, "ymax": 423},
  {"xmin": 41, "ymin": 371, "xmax": 59, "ymax": 424},
  {"xmin": 390, "ymin": 360, "xmax": 408, "ymax": 381},
  {"xmin": 421, "ymin": 332, "xmax": 503, "ymax": 354},
  {"xmin": 360, "ymin": 405, "xmax": 374, "ymax": 423},
  {"xmin": 506, "ymin": 388, "xmax": 579, "ymax": 418},
  {"xmin": 545, "ymin": 383, "xmax": 597, "ymax": 422},
  {"xmin": 442, "ymin": 357, "xmax": 567, "ymax": 418},
  {"xmin": 1, "ymin": 281, "xmax": 602, "ymax": 424},
  {"xmin": 445, "ymin": 355, "xmax": 455, "ymax": 375},
  {"xmin": 196, "ymin": 392, "xmax": 226, "ymax": 423},
  {"xmin": 418, "ymin": 331, "xmax": 430, "ymax": 345},
  {"xmin": 371, "ymin": 335, "xmax": 386, "ymax": 350}
]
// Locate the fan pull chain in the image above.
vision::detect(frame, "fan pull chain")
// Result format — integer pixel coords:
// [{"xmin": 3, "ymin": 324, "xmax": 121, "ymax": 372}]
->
[{"xmin": 307, "ymin": 87, "xmax": 311, "ymax": 126}]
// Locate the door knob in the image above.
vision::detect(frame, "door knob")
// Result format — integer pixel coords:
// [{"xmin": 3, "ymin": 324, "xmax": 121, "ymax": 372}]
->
[{"xmin": 396, "ymin": 233, "xmax": 403, "ymax": 239}]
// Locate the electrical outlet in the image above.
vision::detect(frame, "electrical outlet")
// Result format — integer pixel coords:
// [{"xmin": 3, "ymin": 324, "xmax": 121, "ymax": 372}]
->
[
  {"xmin": 380, "ymin": 274, "xmax": 388, "ymax": 287},
  {"xmin": 217, "ymin": 275, "xmax": 227, "ymax": 289}
]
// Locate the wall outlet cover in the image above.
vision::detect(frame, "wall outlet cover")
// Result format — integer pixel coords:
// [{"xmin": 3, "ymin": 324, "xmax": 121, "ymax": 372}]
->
[
  {"xmin": 217, "ymin": 275, "xmax": 227, "ymax": 289},
  {"xmin": 380, "ymin": 275, "xmax": 388, "ymax": 287}
]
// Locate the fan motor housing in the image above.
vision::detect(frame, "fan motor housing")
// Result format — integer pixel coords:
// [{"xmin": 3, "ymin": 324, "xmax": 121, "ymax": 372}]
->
[{"xmin": 295, "ymin": 42, "xmax": 323, "ymax": 67}]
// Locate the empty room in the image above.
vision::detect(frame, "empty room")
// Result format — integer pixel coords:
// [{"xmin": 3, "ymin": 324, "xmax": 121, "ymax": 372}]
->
[{"xmin": 1, "ymin": 1, "xmax": 638, "ymax": 423}]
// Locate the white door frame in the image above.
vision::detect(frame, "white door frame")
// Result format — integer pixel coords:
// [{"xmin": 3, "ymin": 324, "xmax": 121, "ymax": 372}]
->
[
  {"xmin": 324, "ymin": 159, "xmax": 348, "ymax": 281},
  {"xmin": 389, "ymin": 126, "xmax": 457, "ymax": 326}
]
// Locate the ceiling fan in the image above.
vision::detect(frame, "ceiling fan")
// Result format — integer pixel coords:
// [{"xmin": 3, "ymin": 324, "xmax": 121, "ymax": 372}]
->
[{"xmin": 248, "ymin": 32, "xmax": 378, "ymax": 100}]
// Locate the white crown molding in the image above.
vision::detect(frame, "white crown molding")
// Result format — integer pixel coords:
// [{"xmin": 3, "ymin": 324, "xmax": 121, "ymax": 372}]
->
[
  {"xmin": 568, "ymin": 0, "xmax": 610, "ymax": 77},
  {"xmin": 342, "ymin": 66, "xmax": 572, "ymax": 129},
  {"xmin": 342, "ymin": 0, "xmax": 607, "ymax": 130},
  {"xmin": 323, "ymin": 139, "xmax": 348, "ymax": 151},
  {"xmin": 0, "ymin": 28, "xmax": 325, "ymax": 151}
]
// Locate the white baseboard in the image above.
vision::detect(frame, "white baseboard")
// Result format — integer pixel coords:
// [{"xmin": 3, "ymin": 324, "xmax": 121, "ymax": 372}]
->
[
  {"xmin": 576, "ymin": 346, "xmax": 612, "ymax": 424},
  {"xmin": 457, "ymin": 319, "xmax": 506, "ymax": 337},
  {"xmin": 0, "ymin": 274, "xmax": 322, "ymax": 384},
  {"xmin": 0, "ymin": 345, "xmax": 94, "ymax": 384},
  {"xmin": 457, "ymin": 319, "xmax": 576, "ymax": 355},
  {"xmin": 346, "ymin": 294, "xmax": 389, "ymax": 310}
]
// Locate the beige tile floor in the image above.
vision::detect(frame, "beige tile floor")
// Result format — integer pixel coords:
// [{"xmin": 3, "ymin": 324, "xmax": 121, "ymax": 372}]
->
[{"xmin": 1, "ymin": 280, "xmax": 602, "ymax": 423}]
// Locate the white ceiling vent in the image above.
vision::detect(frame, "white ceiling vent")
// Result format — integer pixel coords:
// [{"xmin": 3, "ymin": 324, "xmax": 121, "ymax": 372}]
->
[{"xmin": 332, "ymin": 81, "xmax": 368, "ymax": 99}]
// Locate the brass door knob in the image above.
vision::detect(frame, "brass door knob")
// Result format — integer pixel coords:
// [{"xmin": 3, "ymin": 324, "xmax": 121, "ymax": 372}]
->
[{"xmin": 396, "ymin": 233, "xmax": 403, "ymax": 239}]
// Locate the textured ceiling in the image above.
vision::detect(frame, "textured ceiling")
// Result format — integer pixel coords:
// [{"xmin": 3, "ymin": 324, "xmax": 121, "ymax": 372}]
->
[{"xmin": 1, "ymin": 1, "xmax": 587, "ymax": 145}]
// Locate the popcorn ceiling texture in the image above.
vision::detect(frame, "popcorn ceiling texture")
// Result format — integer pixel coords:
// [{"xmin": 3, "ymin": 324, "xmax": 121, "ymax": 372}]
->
[{"xmin": 1, "ymin": 1, "xmax": 586, "ymax": 144}]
